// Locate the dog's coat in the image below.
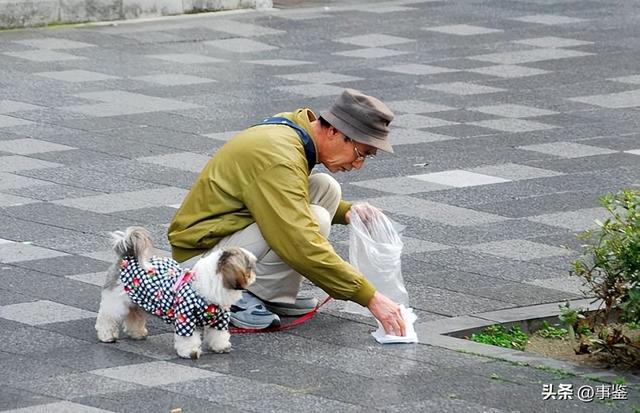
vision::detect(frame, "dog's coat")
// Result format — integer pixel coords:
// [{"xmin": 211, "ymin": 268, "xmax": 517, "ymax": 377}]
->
[{"xmin": 119, "ymin": 256, "xmax": 230, "ymax": 336}]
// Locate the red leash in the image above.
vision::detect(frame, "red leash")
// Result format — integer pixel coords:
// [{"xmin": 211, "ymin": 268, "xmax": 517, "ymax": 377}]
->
[{"xmin": 229, "ymin": 296, "xmax": 333, "ymax": 334}]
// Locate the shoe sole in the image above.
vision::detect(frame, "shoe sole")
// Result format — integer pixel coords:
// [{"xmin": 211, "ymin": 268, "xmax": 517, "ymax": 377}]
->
[
  {"xmin": 230, "ymin": 316, "xmax": 280, "ymax": 330},
  {"xmin": 264, "ymin": 303, "xmax": 316, "ymax": 317}
]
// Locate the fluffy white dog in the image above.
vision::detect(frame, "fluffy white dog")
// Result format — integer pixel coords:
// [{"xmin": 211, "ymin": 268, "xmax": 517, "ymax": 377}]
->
[{"xmin": 95, "ymin": 226, "xmax": 255, "ymax": 359}]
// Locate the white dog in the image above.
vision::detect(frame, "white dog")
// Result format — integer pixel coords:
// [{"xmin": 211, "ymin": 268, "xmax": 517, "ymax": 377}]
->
[{"xmin": 95, "ymin": 226, "xmax": 255, "ymax": 359}]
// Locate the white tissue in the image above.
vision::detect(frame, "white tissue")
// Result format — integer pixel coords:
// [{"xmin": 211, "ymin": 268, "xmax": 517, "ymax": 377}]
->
[{"xmin": 371, "ymin": 305, "xmax": 418, "ymax": 344}]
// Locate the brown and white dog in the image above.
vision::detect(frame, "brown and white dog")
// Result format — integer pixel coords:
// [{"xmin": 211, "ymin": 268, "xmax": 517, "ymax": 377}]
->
[{"xmin": 95, "ymin": 226, "xmax": 255, "ymax": 359}]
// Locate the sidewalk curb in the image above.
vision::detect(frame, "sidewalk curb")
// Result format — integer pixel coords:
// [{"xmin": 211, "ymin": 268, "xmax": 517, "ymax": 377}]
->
[{"xmin": 415, "ymin": 298, "xmax": 640, "ymax": 385}]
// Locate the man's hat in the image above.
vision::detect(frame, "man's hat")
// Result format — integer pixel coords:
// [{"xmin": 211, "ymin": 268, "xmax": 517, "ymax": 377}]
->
[{"xmin": 321, "ymin": 89, "xmax": 395, "ymax": 153}]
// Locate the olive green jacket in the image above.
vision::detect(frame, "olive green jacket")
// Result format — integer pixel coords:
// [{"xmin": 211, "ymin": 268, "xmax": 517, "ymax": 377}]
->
[{"xmin": 168, "ymin": 109, "xmax": 376, "ymax": 306}]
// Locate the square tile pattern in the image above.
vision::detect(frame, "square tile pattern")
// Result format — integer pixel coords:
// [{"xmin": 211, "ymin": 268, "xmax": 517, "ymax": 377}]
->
[{"xmin": 2, "ymin": 2, "xmax": 640, "ymax": 411}]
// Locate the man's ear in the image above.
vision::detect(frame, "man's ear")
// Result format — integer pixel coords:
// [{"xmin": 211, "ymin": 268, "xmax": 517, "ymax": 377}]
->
[{"xmin": 328, "ymin": 126, "xmax": 341, "ymax": 141}]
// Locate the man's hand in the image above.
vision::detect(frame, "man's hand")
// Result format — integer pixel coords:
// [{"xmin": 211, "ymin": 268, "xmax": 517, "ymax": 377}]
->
[
  {"xmin": 367, "ymin": 291, "xmax": 406, "ymax": 337},
  {"xmin": 346, "ymin": 202, "xmax": 381, "ymax": 225}
]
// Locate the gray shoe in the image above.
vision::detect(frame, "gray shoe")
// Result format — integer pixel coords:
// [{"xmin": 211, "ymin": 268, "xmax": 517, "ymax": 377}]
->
[
  {"xmin": 230, "ymin": 291, "xmax": 281, "ymax": 329},
  {"xmin": 264, "ymin": 296, "xmax": 318, "ymax": 316}
]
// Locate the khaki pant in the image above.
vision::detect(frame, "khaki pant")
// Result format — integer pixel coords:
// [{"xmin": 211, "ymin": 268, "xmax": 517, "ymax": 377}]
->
[{"xmin": 183, "ymin": 173, "xmax": 341, "ymax": 304}]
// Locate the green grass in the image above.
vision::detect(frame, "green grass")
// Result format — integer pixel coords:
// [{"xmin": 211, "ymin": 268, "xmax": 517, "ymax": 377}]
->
[
  {"xmin": 537, "ymin": 321, "xmax": 568, "ymax": 339},
  {"xmin": 470, "ymin": 324, "xmax": 529, "ymax": 351}
]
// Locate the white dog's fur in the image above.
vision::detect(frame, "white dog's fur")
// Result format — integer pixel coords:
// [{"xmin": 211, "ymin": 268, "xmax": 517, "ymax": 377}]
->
[{"xmin": 95, "ymin": 226, "xmax": 255, "ymax": 359}]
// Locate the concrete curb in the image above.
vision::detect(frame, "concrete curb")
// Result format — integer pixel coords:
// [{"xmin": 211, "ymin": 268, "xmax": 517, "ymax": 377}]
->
[
  {"xmin": 0, "ymin": 0, "xmax": 273, "ymax": 30},
  {"xmin": 415, "ymin": 298, "xmax": 640, "ymax": 385}
]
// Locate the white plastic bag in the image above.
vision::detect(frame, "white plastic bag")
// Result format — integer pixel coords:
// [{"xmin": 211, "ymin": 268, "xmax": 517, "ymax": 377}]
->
[{"xmin": 343, "ymin": 203, "xmax": 409, "ymax": 314}]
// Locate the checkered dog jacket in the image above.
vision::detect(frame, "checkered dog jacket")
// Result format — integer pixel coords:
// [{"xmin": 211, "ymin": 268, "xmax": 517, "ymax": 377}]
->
[{"xmin": 119, "ymin": 256, "xmax": 230, "ymax": 336}]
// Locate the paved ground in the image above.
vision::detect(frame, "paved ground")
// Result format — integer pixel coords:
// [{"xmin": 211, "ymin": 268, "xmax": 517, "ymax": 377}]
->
[{"xmin": 1, "ymin": 0, "xmax": 640, "ymax": 411}]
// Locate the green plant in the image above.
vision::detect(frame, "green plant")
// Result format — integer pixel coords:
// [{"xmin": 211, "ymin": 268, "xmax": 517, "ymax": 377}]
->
[
  {"xmin": 469, "ymin": 325, "xmax": 529, "ymax": 350},
  {"xmin": 558, "ymin": 302, "xmax": 586, "ymax": 341},
  {"xmin": 572, "ymin": 189, "xmax": 640, "ymax": 325},
  {"xmin": 537, "ymin": 321, "xmax": 568, "ymax": 339}
]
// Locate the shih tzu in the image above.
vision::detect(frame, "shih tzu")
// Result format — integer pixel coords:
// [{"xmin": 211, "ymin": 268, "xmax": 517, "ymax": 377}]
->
[{"xmin": 95, "ymin": 226, "xmax": 255, "ymax": 359}]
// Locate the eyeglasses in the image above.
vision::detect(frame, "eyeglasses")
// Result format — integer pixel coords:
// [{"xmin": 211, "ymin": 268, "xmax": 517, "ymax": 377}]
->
[{"xmin": 347, "ymin": 138, "xmax": 376, "ymax": 162}]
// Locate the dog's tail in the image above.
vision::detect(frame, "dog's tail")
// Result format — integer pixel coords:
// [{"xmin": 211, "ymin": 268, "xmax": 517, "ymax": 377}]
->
[{"xmin": 111, "ymin": 226, "xmax": 154, "ymax": 261}]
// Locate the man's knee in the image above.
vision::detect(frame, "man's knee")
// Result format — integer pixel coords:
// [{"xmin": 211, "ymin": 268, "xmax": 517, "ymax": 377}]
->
[
  {"xmin": 310, "ymin": 205, "xmax": 331, "ymax": 237},
  {"xmin": 310, "ymin": 173, "xmax": 341, "ymax": 197},
  {"xmin": 309, "ymin": 173, "xmax": 341, "ymax": 217}
]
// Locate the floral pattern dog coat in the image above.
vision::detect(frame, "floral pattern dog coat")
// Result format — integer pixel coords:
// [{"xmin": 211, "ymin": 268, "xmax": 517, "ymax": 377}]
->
[{"xmin": 119, "ymin": 256, "xmax": 230, "ymax": 336}]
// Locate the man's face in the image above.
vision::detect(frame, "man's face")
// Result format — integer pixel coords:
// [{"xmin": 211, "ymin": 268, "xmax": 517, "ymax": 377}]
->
[{"xmin": 320, "ymin": 127, "xmax": 377, "ymax": 173}]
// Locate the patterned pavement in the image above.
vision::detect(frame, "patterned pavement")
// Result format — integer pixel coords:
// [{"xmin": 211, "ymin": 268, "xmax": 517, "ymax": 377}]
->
[{"xmin": 1, "ymin": 0, "xmax": 640, "ymax": 411}]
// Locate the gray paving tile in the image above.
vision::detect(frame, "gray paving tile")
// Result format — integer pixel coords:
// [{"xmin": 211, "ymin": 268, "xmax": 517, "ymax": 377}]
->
[
  {"xmin": 410, "ymin": 248, "xmax": 565, "ymax": 282},
  {"xmin": 207, "ymin": 19, "xmax": 285, "ymax": 37},
  {"xmin": 336, "ymin": 33, "xmax": 415, "ymax": 47},
  {"xmin": 518, "ymin": 141, "xmax": 619, "ymax": 158},
  {"xmin": 136, "ymin": 152, "xmax": 210, "ymax": 173},
  {"xmin": 514, "ymin": 36, "xmax": 593, "ymax": 48},
  {"xmin": 409, "ymin": 169, "xmax": 510, "ymax": 187},
  {"xmin": 0, "ymin": 241, "xmax": 68, "ymax": 263},
  {"xmin": 12, "ymin": 372, "xmax": 143, "ymax": 400},
  {"xmin": 379, "ymin": 63, "xmax": 458, "ymax": 75},
  {"xmin": 389, "ymin": 128, "xmax": 458, "ymax": 144},
  {"xmin": 14, "ymin": 254, "xmax": 109, "ymax": 276},
  {"xmin": 424, "ymin": 24, "xmax": 503, "ymax": 36},
  {"xmin": 467, "ymin": 163, "xmax": 563, "ymax": 181},
  {"xmin": 0, "ymin": 387, "xmax": 58, "ymax": 412},
  {"xmin": 1, "ymin": 401, "xmax": 113, "ymax": 412},
  {"xmin": 0, "ymin": 193, "xmax": 38, "ymax": 207},
  {"xmin": 0, "ymin": 138, "xmax": 74, "ymax": 154},
  {"xmin": 0, "ymin": 322, "xmax": 91, "ymax": 357},
  {"xmin": 91, "ymin": 361, "xmax": 220, "ymax": 386},
  {"xmin": 276, "ymin": 83, "xmax": 345, "ymax": 97},
  {"xmin": 369, "ymin": 195, "xmax": 510, "ymax": 226},
  {"xmin": 333, "ymin": 47, "xmax": 408, "ymax": 59},
  {"xmin": 74, "ymin": 387, "xmax": 235, "ymax": 413},
  {"xmin": 569, "ymin": 88, "xmax": 640, "ymax": 108},
  {"xmin": 35, "ymin": 69, "xmax": 119, "ymax": 82},
  {"xmin": 394, "ymin": 113, "xmax": 457, "ymax": 129},
  {"xmin": 0, "ymin": 300, "xmax": 96, "ymax": 326},
  {"xmin": 0, "ymin": 265, "xmax": 102, "ymax": 311},
  {"xmin": 0, "ymin": 115, "xmax": 34, "ymax": 128},
  {"xmin": 14, "ymin": 38, "xmax": 95, "ymax": 49},
  {"xmin": 463, "ymin": 239, "xmax": 574, "ymax": 261},
  {"xmin": 147, "ymin": 53, "xmax": 226, "ymax": 64},
  {"xmin": 510, "ymin": 14, "xmax": 589, "ymax": 25},
  {"xmin": 420, "ymin": 81, "xmax": 506, "ymax": 95},
  {"xmin": 470, "ymin": 118, "xmax": 557, "ymax": 132},
  {"xmin": 466, "ymin": 64, "xmax": 552, "ymax": 78},
  {"xmin": 469, "ymin": 48, "xmax": 594, "ymax": 64},
  {"xmin": 2, "ymin": 181, "xmax": 104, "ymax": 201},
  {"xmin": 470, "ymin": 103, "xmax": 558, "ymax": 118},
  {"xmin": 351, "ymin": 176, "xmax": 450, "ymax": 195},
  {"xmin": 525, "ymin": 207, "xmax": 609, "ymax": 231},
  {"xmin": 204, "ymin": 38, "xmax": 278, "ymax": 53},
  {"xmin": 0, "ymin": 155, "xmax": 62, "ymax": 172},
  {"xmin": 276, "ymin": 71, "xmax": 363, "ymax": 83},
  {"xmin": 0, "ymin": 100, "xmax": 42, "ymax": 113},
  {"xmin": 3, "ymin": 50, "xmax": 87, "ymax": 62},
  {"xmin": 52, "ymin": 187, "xmax": 188, "ymax": 213},
  {"xmin": 134, "ymin": 73, "xmax": 216, "ymax": 86}
]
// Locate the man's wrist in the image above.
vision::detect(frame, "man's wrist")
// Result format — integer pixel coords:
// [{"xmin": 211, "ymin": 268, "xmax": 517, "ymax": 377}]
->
[{"xmin": 351, "ymin": 279, "xmax": 376, "ymax": 306}]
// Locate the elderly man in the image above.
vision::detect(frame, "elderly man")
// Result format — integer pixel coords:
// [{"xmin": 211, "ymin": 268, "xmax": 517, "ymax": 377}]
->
[{"xmin": 168, "ymin": 89, "xmax": 406, "ymax": 336}]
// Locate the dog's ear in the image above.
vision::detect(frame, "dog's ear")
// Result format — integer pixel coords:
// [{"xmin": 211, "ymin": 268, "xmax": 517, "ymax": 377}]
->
[{"xmin": 217, "ymin": 248, "xmax": 254, "ymax": 290}]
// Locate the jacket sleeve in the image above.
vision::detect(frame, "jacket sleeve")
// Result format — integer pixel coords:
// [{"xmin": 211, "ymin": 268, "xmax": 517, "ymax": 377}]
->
[{"xmin": 242, "ymin": 163, "xmax": 376, "ymax": 306}]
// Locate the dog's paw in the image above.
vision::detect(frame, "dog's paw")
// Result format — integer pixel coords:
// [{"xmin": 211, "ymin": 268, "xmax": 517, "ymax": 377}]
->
[
  {"xmin": 177, "ymin": 347, "xmax": 202, "ymax": 359},
  {"xmin": 210, "ymin": 343, "xmax": 231, "ymax": 354},
  {"xmin": 96, "ymin": 329, "xmax": 119, "ymax": 343},
  {"xmin": 124, "ymin": 327, "xmax": 148, "ymax": 340}
]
